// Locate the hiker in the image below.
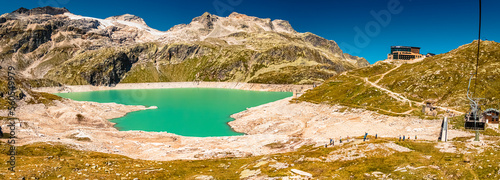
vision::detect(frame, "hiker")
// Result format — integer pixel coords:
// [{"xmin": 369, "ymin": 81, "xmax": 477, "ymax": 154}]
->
[
  {"xmin": 399, "ymin": 136, "xmax": 401, "ymax": 141},
  {"xmin": 346, "ymin": 136, "xmax": 349, "ymax": 142},
  {"xmin": 340, "ymin": 136, "xmax": 342, "ymax": 143},
  {"xmin": 363, "ymin": 132, "xmax": 368, "ymax": 141},
  {"xmin": 403, "ymin": 135, "xmax": 405, "ymax": 141},
  {"xmin": 330, "ymin": 138, "xmax": 333, "ymax": 145},
  {"xmin": 325, "ymin": 144, "xmax": 327, "ymax": 148},
  {"xmin": 415, "ymin": 135, "xmax": 417, "ymax": 140},
  {"xmin": 375, "ymin": 134, "xmax": 378, "ymax": 139}
]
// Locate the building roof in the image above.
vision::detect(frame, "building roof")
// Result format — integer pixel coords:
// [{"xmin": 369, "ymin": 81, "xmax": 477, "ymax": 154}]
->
[
  {"xmin": 391, "ymin": 46, "xmax": 421, "ymax": 49},
  {"xmin": 484, "ymin": 108, "xmax": 500, "ymax": 113}
]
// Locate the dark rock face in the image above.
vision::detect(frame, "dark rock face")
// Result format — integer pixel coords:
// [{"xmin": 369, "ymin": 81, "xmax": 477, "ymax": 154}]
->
[
  {"xmin": 302, "ymin": 33, "xmax": 343, "ymax": 57},
  {"xmin": 11, "ymin": 7, "xmax": 29, "ymax": 14},
  {"xmin": 303, "ymin": 33, "xmax": 329, "ymax": 48},
  {"xmin": 65, "ymin": 19, "xmax": 100, "ymax": 32},
  {"xmin": 266, "ymin": 45, "xmax": 307, "ymax": 62},
  {"xmin": 12, "ymin": 6, "xmax": 69, "ymax": 15},
  {"xmin": 12, "ymin": 26, "xmax": 53, "ymax": 53},
  {"xmin": 158, "ymin": 44, "xmax": 211, "ymax": 63},
  {"xmin": 343, "ymin": 53, "xmax": 370, "ymax": 67},
  {"xmin": 0, "ymin": 16, "xmax": 99, "ymax": 54},
  {"xmin": 192, "ymin": 12, "xmax": 218, "ymax": 30},
  {"xmin": 81, "ymin": 52, "xmax": 133, "ymax": 86}
]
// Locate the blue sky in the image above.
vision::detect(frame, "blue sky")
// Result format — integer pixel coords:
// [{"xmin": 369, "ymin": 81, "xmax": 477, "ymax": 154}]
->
[{"xmin": 1, "ymin": 0, "xmax": 498, "ymax": 64}]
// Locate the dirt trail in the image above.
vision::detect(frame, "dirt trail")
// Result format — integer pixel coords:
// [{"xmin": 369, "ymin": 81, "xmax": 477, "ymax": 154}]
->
[
  {"xmin": 349, "ymin": 59, "xmax": 464, "ymax": 115},
  {"xmin": 347, "ymin": 73, "xmax": 459, "ymax": 115},
  {"xmin": 365, "ymin": 77, "xmax": 410, "ymax": 103},
  {"xmin": 374, "ymin": 63, "xmax": 402, "ymax": 84},
  {"xmin": 367, "ymin": 77, "xmax": 463, "ymax": 115}
]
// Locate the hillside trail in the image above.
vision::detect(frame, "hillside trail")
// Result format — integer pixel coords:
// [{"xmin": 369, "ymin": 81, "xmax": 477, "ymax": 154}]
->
[
  {"xmin": 363, "ymin": 77, "xmax": 411, "ymax": 105},
  {"xmin": 374, "ymin": 57, "xmax": 426, "ymax": 83},
  {"xmin": 374, "ymin": 63, "xmax": 402, "ymax": 84},
  {"xmin": 348, "ymin": 59, "xmax": 464, "ymax": 115}
]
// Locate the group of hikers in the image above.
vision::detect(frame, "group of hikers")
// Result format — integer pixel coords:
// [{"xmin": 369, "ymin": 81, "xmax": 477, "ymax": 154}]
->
[
  {"xmin": 399, "ymin": 135, "xmax": 417, "ymax": 141},
  {"xmin": 325, "ymin": 132, "xmax": 373, "ymax": 147},
  {"xmin": 325, "ymin": 132, "xmax": 418, "ymax": 147}
]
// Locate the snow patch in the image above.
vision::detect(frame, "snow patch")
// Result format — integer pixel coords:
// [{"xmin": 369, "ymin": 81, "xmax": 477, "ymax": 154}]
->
[{"xmin": 64, "ymin": 12, "xmax": 167, "ymax": 36}]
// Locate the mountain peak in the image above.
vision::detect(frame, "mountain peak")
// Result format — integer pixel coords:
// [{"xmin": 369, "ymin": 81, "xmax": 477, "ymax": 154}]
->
[
  {"xmin": 105, "ymin": 14, "xmax": 146, "ymax": 25},
  {"xmin": 228, "ymin": 12, "xmax": 250, "ymax": 19},
  {"xmin": 11, "ymin": 6, "xmax": 69, "ymax": 16},
  {"xmin": 192, "ymin": 12, "xmax": 219, "ymax": 29}
]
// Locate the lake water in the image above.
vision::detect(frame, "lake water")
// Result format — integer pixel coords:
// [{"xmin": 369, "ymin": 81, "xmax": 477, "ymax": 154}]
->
[{"xmin": 55, "ymin": 88, "xmax": 291, "ymax": 137}]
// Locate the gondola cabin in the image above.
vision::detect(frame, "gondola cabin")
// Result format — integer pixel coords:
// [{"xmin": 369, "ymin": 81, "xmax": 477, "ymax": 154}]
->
[
  {"xmin": 483, "ymin": 108, "xmax": 499, "ymax": 124},
  {"xmin": 464, "ymin": 111, "xmax": 486, "ymax": 130}
]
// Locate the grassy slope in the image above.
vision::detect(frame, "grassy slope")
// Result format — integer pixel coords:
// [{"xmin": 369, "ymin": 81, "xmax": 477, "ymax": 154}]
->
[
  {"xmin": 298, "ymin": 75, "xmax": 413, "ymax": 115},
  {"xmin": 300, "ymin": 40, "xmax": 500, "ymax": 116},
  {"xmin": 0, "ymin": 137, "xmax": 498, "ymax": 179},
  {"xmin": 378, "ymin": 40, "xmax": 500, "ymax": 112}
]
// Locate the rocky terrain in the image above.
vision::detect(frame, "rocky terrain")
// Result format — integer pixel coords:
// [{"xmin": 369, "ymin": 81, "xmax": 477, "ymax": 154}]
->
[
  {"xmin": 1, "ymin": 96, "xmax": 499, "ymax": 179},
  {"xmin": 0, "ymin": 6, "xmax": 368, "ymax": 86}
]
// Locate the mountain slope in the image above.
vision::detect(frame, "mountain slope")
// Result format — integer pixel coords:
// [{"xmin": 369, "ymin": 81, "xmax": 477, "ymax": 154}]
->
[
  {"xmin": 377, "ymin": 40, "xmax": 500, "ymax": 112},
  {"xmin": 299, "ymin": 40, "xmax": 500, "ymax": 115},
  {"xmin": 0, "ymin": 7, "xmax": 369, "ymax": 86}
]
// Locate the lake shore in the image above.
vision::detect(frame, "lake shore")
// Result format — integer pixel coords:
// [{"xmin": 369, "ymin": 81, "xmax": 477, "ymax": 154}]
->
[
  {"xmin": 10, "ymin": 82, "xmax": 473, "ymax": 161},
  {"xmin": 33, "ymin": 82, "xmax": 314, "ymax": 94}
]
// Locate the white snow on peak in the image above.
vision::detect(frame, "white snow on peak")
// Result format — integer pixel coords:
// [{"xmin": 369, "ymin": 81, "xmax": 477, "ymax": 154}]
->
[
  {"xmin": 64, "ymin": 12, "xmax": 114, "ymax": 29},
  {"xmin": 63, "ymin": 12, "xmax": 167, "ymax": 37}
]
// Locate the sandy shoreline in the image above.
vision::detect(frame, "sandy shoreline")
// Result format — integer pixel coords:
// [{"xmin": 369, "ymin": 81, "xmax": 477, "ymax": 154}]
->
[
  {"xmin": 33, "ymin": 82, "xmax": 314, "ymax": 94},
  {"xmin": 13, "ymin": 82, "xmax": 474, "ymax": 161}
]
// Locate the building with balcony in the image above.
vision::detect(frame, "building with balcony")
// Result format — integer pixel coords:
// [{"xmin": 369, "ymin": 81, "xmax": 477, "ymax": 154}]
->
[{"xmin": 387, "ymin": 46, "xmax": 424, "ymax": 60}]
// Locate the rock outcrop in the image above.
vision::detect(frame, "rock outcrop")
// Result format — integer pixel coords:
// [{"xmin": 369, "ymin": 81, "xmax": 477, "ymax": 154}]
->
[{"xmin": 11, "ymin": 6, "xmax": 69, "ymax": 16}]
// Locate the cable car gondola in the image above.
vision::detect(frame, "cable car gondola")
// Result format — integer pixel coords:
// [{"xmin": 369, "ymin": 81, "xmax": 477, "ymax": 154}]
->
[
  {"xmin": 464, "ymin": 74, "xmax": 486, "ymax": 130},
  {"xmin": 464, "ymin": 0, "xmax": 486, "ymax": 133}
]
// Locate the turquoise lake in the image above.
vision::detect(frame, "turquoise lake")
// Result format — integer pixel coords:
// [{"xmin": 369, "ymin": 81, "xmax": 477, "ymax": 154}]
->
[{"xmin": 55, "ymin": 88, "xmax": 291, "ymax": 137}]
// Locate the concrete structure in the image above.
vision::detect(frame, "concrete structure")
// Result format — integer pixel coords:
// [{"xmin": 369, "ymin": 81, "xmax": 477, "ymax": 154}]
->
[
  {"xmin": 388, "ymin": 46, "xmax": 424, "ymax": 60},
  {"xmin": 422, "ymin": 102, "xmax": 438, "ymax": 116},
  {"xmin": 440, "ymin": 117, "xmax": 448, "ymax": 142}
]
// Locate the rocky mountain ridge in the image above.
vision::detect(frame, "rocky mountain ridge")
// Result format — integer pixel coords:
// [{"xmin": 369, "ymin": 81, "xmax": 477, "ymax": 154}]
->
[{"xmin": 0, "ymin": 7, "xmax": 368, "ymax": 86}]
